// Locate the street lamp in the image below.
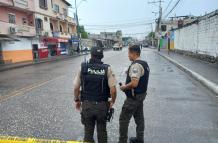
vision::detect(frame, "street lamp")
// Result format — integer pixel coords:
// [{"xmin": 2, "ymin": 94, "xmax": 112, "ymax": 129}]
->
[
  {"xmin": 74, "ymin": 0, "xmax": 86, "ymax": 26},
  {"xmin": 70, "ymin": 0, "xmax": 86, "ymax": 54}
]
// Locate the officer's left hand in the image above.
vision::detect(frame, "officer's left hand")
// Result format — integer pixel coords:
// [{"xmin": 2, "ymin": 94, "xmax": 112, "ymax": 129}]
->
[{"xmin": 120, "ymin": 85, "xmax": 126, "ymax": 92}]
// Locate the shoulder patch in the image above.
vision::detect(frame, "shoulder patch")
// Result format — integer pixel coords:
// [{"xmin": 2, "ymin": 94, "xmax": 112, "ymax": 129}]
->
[{"xmin": 132, "ymin": 67, "xmax": 139, "ymax": 74}]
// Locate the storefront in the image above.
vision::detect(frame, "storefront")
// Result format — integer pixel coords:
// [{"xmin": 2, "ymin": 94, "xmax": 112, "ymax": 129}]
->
[
  {"xmin": 58, "ymin": 38, "xmax": 69, "ymax": 55},
  {"xmin": 70, "ymin": 36, "xmax": 80, "ymax": 53},
  {"xmin": 38, "ymin": 37, "xmax": 65, "ymax": 59}
]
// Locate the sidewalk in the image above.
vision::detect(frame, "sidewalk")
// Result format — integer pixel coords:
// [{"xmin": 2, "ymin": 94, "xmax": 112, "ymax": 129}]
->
[
  {"xmin": 157, "ymin": 49, "xmax": 218, "ymax": 95},
  {"xmin": 0, "ymin": 53, "xmax": 84, "ymax": 72},
  {"xmin": 0, "ymin": 48, "xmax": 114, "ymax": 72}
]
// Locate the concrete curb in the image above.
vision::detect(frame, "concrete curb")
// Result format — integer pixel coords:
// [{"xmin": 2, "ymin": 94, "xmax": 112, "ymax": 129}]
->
[
  {"xmin": 157, "ymin": 52, "xmax": 218, "ymax": 96},
  {"xmin": 0, "ymin": 53, "xmax": 88, "ymax": 72}
]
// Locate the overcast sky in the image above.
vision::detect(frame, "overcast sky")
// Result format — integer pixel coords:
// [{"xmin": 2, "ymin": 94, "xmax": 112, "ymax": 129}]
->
[{"xmin": 68, "ymin": 0, "xmax": 218, "ymax": 39}]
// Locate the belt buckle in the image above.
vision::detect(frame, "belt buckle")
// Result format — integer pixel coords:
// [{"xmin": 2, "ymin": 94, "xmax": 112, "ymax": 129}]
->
[{"xmin": 95, "ymin": 101, "xmax": 98, "ymax": 105}]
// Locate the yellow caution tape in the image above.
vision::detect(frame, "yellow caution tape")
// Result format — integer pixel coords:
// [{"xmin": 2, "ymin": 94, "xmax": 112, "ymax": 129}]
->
[{"xmin": 0, "ymin": 136, "xmax": 84, "ymax": 143}]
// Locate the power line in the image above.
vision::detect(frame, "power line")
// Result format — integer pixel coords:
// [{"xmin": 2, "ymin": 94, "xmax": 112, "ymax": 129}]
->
[
  {"xmin": 164, "ymin": 0, "xmax": 182, "ymax": 18},
  {"xmin": 85, "ymin": 24, "xmax": 153, "ymax": 30},
  {"xmin": 123, "ymin": 32, "xmax": 148, "ymax": 35},
  {"xmin": 83, "ymin": 17, "xmax": 155, "ymax": 25},
  {"xmin": 163, "ymin": 0, "xmax": 174, "ymax": 14},
  {"xmin": 83, "ymin": 20, "xmax": 155, "ymax": 28}
]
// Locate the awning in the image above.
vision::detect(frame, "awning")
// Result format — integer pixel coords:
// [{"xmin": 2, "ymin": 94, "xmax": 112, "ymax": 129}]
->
[
  {"xmin": 58, "ymin": 39, "xmax": 68, "ymax": 42},
  {"xmin": 0, "ymin": 36, "xmax": 20, "ymax": 41},
  {"xmin": 41, "ymin": 37, "xmax": 70, "ymax": 43}
]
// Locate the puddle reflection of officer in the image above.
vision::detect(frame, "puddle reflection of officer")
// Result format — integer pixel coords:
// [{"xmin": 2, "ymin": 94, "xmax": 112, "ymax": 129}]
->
[
  {"xmin": 118, "ymin": 45, "xmax": 150, "ymax": 143},
  {"xmin": 74, "ymin": 47, "xmax": 117, "ymax": 143}
]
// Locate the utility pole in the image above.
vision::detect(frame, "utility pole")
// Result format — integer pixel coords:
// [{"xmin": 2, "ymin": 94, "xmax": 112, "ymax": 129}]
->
[
  {"xmin": 74, "ymin": 0, "xmax": 86, "ymax": 53},
  {"xmin": 75, "ymin": 0, "xmax": 80, "ymax": 37},
  {"xmin": 74, "ymin": 0, "xmax": 80, "ymax": 54},
  {"xmin": 148, "ymin": 0, "xmax": 164, "ymax": 51},
  {"xmin": 150, "ymin": 23, "xmax": 154, "ymax": 46}
]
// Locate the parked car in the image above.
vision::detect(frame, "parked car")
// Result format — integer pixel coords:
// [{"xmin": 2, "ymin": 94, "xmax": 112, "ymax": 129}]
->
[
  {"xmin": 113, "ymin": 43, "xmax": 122, "ymax": 51},
  {"xmin": 60, "ymin": 49, "xmax": 68, "ymax": 55},
  {"xmin": 143, "ymin": 43, "xmax": 149, "ymax": 47}
]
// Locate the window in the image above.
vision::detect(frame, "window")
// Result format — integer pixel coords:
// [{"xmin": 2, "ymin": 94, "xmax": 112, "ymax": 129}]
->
[
  {"xmin": 44, "ymin": 17, "xmax": 48, "ymax": 22},
  {"xmin": 53, "ymin": 4, "xmax": 59, "ymax": 13},
  {"xmin": 39, "ymin": 0, "xmax": 47, "ymax": 9},
  {"xmin": 36, "ymin": 19, "xmax": 43, "ymax": 29},
  {"xmin": 161, "ymin": 25, "xmax": 166, "ymax": 32},
  {"xmin": 8, "ymin": 13, "xmax": 16, "ymax": 24},
  {"xmin": 60, "ymin": 25, "xmax": 62, "ymax": 32},
  {"xmin": 29, "ymin": 21, "xmax": 33, "ymax": 26},
  {"xmin": 22, "ymin": 18, "xmax": 27, "ymax": 25},
  {"xmin": 50, "ymin": 23, "xmax": 53, "ymax": 31},
  {"xmin": 16, "ymin": 0, "xmax": 28, "ymax": 6}
]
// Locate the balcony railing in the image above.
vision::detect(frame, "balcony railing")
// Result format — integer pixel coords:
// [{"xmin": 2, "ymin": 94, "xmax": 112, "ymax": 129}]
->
[
  {"xmin": 14, "ymin": 0, "xmax": 28, "ymax": 7},
  {"xmin": 52, "ymin": 31, "xmax": 71, "ymax": 39},
  {"xmin": 0, "ymin": 21, "xmax": 36, "ymax": 37},
  {"xmin": 66, "ymin": 16, "xmax": 76, "ymax": 24}
]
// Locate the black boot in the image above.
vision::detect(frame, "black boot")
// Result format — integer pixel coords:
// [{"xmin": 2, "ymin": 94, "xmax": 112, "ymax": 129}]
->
[{"xmin": 129, "ymin": 137, "xmax": 144, "ymax": 143}]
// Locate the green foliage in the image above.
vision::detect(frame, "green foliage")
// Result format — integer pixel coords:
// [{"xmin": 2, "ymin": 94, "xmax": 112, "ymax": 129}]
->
[
  {"xmin": 148, "ymin": 32, "xmax": 155, "ymax": 39},
  {"xmin": 77, "ymin": 25, "xmax": 88, "ymax": 39}
]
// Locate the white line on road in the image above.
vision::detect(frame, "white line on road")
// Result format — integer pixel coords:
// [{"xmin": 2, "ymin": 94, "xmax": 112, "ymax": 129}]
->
[{"xmin": 0, "ymin": 75, "xmax": 66, "ymax": 103}]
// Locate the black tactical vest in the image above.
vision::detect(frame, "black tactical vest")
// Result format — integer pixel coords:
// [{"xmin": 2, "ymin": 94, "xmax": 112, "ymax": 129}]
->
[
  {"xmin": 125, "ymin": 60, "xmax": 149, "ymax": 98},
  {"xmin": 80, "ymin": 60, "xmax": 110, "ymax": 102}
]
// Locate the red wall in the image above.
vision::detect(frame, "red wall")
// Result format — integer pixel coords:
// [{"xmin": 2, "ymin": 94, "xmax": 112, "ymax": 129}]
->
[{"xmin": 38, "ymin": 48, "xmax": 49, "ymax": 59}]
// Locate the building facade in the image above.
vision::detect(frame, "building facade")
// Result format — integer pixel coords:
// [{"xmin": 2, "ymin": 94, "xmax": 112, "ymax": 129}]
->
[
  {"xmin": 33, "ymin": 0, "xmax": 77, "ymax": 59},
  {"xmin": 0, "ymin": 0, "xmax": 77, "ymax": 64},
  {"xmin": 89, "ymin": 30, "xmax": 122, "ymax": 49},
  {"xmin": 0, "ymin": 0, "xmax": 36, "ymax": 63},
  {"xmin": 158, "ymin": 16, "xmax": 196, "ymax": 49}
]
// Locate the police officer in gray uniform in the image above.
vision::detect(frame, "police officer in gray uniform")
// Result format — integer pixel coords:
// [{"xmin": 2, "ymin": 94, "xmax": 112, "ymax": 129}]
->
[
  {"xmin": 74, "ymin": 47, "xmax": 117, "ymax": 143},
  {"xmin": 119, "ymin": 45, "xmax": 150, "ymax": 143}
]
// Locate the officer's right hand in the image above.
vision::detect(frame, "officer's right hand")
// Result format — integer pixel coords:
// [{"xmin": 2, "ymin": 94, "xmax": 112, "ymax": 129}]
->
[
  {"xmin": 109, "ymin": 101, "xmax": 114, "ymax": 109},
  {"xmin": 75, "ymin": 101, "xmax": 81, "ymax": 111}
]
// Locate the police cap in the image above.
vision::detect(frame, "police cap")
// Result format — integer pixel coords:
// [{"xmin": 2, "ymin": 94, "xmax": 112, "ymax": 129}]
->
[{"xmin": 91, "ymin": 47, "xmax": 104, "ymax": 59}]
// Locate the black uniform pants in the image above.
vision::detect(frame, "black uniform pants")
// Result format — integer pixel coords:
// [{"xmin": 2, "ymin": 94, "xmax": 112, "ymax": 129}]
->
[
  {"xmin": 119, "ymin": 94, "xmax": 146, "ymax": 143},
  {"xmin": 81, "ymin": 101, "xmax": 108, "ymax": 143}
]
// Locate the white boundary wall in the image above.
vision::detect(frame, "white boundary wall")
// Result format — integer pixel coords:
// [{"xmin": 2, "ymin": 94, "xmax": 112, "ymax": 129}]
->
[{"xmin": 174, "ymin": 11, "xmax": 218, "ymax": 58}]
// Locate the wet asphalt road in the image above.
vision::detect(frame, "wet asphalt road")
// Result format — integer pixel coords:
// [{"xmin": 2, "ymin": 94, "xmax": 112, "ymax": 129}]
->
[{"xmin": 0, "ymin": 48, "xmax": 218, "ymax": 143}]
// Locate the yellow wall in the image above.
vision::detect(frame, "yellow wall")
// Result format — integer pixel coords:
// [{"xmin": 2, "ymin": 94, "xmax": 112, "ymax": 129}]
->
[
  {"xmin": 170, "ymin": 41, "xmax": 174, "ymax": 49},
  {"xmin": 2, "ymin": 50, "xmax": 33, "ymax": 63}
]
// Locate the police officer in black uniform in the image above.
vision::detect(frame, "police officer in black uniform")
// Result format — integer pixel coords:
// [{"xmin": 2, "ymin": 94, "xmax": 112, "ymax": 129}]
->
[
  {"xmin": 74, "ymin": 47, "xmax": 117, "ymax": 143},
  {"xmin": 119, "ymin": 45, "xmax": 150, "ymax": 143}
]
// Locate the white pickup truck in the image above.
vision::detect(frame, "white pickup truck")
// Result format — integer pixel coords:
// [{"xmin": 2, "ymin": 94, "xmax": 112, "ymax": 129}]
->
[{"xmin": 113, "ymin": 43, "xmax": 122, "ymax": 51}]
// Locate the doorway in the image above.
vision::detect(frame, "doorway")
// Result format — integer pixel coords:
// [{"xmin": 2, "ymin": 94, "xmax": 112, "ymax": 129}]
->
[
  {"xmin": 32, "ymin": 44, "xmax": 39, "ymax": 60},
  {"xmin": 48, "ymin": 44, "xmax": 57, "ymax": 56},
  {"xmin": 0, "ymin": 42, "xmax": 3, "ymax": 64}
]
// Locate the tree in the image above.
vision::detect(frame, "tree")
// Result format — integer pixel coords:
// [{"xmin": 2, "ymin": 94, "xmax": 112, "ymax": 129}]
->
[
  {"xmin": 148, "ymin": 32, "xmax": 155, "ymax": 40},
  {"xmin": 77, "ymin": 25, "xmax": 88, "ymax": 39}
]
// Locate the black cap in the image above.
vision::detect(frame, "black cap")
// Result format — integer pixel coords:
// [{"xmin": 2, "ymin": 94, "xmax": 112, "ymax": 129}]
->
[
  {"xmin": 129, "ymin": 45, "xmax": 141, "ymax": 55},
  {"xmin": 91, "ymin": 47, "xmax": 104, "ymax": 59}
]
